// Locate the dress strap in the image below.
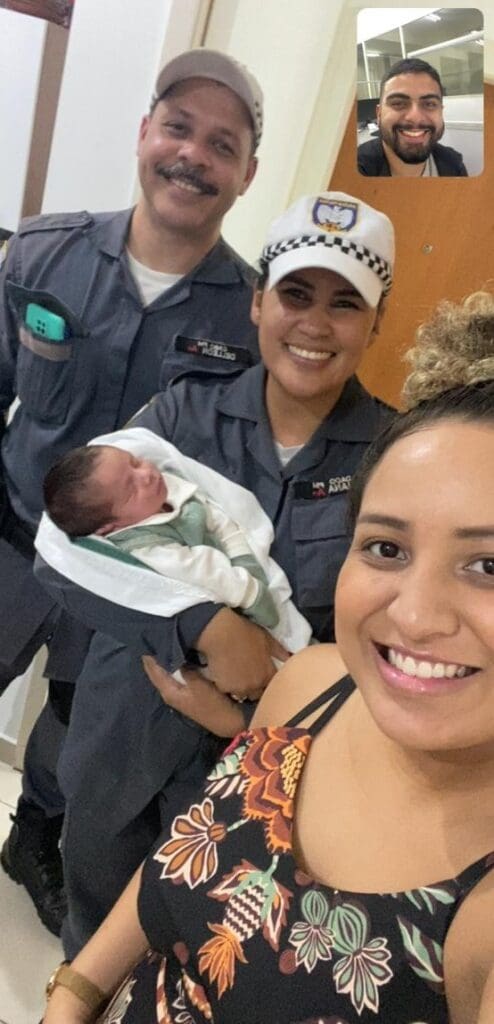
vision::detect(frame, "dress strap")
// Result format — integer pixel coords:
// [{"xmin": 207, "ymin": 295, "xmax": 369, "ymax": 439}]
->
[
  {"xmin": 286, "ymin": 674, "xmax": 356, "ymax": 737},
  {"xmin": 456, "ymin": 848, "xmax": 494, "ymax": 901}
]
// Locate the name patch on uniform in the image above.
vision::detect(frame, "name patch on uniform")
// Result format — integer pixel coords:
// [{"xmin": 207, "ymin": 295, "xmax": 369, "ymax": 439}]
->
[
  {"xmin": 312, "ymin": 197, "xmax": 358, "ymax": 233},
  {"xmin": 175, "ymin": 335, "xmax": 252, "ymax": 366},
  {"xmin": 295, "ymin": 475, "xmax": 352, "ymax": 500}
]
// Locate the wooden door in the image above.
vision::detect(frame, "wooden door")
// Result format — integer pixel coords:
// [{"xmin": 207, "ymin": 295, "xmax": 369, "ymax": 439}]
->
[{"xmin": 328, "ymin": 84, "xmax": 494, "ymax": 407}]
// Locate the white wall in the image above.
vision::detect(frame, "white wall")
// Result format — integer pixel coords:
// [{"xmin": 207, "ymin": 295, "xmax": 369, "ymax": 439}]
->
[
  {"xmin": 42, "ymin": 0, "xmax": 178, "ymax": 213},
  {"xmin": 0, "ymin": 675, "xmax": 31, "ymax": 749},
  {"xmin": 443, "ymin": 94, "xmax": 483, "ymax": 175},
  {"xmin": 208, "ymin": 0, "xmax": 349, "ymax": 264},
  {"xmin": 0, "ymin": 8, "xmax": 45, "ymax": 229}
]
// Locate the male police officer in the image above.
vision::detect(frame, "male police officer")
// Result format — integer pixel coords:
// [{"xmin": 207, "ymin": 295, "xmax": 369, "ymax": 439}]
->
[
  {"xmin": 0, "ymin": 48, "xmax": 262, "ymax": 935},
  {"xmin": 358, "ymin": 57, "xmax": 467, "ymax": 177}
]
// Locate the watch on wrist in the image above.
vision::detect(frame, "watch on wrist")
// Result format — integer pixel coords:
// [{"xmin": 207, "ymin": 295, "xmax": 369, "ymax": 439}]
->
[{"xmin": 46, "ymin": 961, "xmax": 108, "ymax": 1014}]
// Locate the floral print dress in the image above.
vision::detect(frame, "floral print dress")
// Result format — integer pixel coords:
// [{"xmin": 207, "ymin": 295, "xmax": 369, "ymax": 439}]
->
[{"xmin": 100, "ymin": 675, "xmax": 494, "ymax": 1024}]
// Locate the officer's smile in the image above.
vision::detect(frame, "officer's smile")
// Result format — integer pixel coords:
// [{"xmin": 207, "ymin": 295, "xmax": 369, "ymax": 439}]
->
[
  {"xmin": 156, "ymin": 163, "xmax": 219, "ymax": 197},
  {"xmin": 286, "ymin": 343, "xmax": 336, "ymax": 364}
]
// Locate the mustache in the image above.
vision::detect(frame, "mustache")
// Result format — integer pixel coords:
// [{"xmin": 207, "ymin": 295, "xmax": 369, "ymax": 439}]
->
[{"xmin": 157, "ymin": 163, "xmax": 219, "ymax": 196}]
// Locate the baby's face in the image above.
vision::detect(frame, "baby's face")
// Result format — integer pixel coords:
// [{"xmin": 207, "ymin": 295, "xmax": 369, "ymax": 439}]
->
[{"xmin": 94, "ymin": 447, "xmax": 168, "ymax": 531}]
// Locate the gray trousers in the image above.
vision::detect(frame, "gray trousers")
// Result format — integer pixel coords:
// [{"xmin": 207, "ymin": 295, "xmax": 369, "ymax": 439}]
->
[
  {"xmin": 0, "ymin": 536, "xmax": 91, "ymax": 815},
  {"xmin": 55, "ymin": 632, "xmax": 224, "ymax": 958},
  {"xmin": 61, "ymin": 746, "xmax": 219, "ymax": 958}
]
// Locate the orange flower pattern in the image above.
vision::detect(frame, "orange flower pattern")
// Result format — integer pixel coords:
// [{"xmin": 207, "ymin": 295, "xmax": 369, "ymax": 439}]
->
[
  {"xmin": 239, "ymin": 727, "xmax": 311, "ymax": 853},
  {"xmin": 154, "ymin": 798, "xmax": 227, "ymax": 888}
]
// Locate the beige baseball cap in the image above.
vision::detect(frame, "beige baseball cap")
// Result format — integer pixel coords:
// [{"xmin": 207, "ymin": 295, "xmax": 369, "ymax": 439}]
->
[
  {"xmin": 260, "ymin": 192, "xmax": 395, "ymax": 307},
  {"xmin": 154, "ymin": 48, "xmax": 264, "ymax": 148}
]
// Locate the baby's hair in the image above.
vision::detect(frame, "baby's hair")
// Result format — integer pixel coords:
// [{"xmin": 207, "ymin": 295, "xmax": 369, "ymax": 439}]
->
[
  {"xmin": 348, "ymin": 290, "xmax": 494, "ymax": 528},
  {"xmin": 44, "ymin": 445, "xmax": 114, "ymax": 538}
]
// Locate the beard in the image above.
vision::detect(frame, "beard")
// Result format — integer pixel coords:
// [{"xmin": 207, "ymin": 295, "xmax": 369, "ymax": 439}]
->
[{"xmin": 380, "ymin": 121, "xmax": 444, "ymax": 164}]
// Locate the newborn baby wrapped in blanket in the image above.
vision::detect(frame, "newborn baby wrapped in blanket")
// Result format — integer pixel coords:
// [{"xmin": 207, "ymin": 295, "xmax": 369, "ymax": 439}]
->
[{"xmin": 35, "ymin": 428, "xmax": 312, "ymax": 682}]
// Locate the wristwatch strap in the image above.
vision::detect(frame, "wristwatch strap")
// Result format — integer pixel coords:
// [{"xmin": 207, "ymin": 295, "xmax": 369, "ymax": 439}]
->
[{"xmin": 46, "ymin": 962, "xmax": 108, "ymax": 1013}]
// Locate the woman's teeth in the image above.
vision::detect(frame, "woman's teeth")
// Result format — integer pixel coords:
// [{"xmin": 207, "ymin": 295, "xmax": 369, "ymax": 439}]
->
[
  {"xmin": 287, "ymin": 345, "xmax": 333, "ymax": 361},
  {"xmin": 386, "ymin": 648, "xmax": 471, "ymax": 680}
]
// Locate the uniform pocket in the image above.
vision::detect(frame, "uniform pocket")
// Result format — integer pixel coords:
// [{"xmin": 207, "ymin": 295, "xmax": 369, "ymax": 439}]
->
[
  {"xmin": 7, "ymin": 282, "xmax": 88, "ymax": 425},
  {"xmin": 292, "ymin": 493, "xmax": 351, "ymax": 610}
]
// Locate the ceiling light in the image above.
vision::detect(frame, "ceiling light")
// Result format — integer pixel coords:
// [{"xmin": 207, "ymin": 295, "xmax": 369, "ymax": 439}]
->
[{"xmin": 424, "ymin": 13, "xmax": 441, "ymax": 21}]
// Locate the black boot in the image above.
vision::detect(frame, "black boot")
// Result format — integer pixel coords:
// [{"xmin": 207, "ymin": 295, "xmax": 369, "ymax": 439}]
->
[{"xmin": 1, "ymin": 797, "xmax": 67, "ymax": 936}]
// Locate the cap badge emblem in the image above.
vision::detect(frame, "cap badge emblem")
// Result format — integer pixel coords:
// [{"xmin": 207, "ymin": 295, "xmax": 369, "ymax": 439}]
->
[{"xmin": 312, "ymin": 197, "xmax": 358, "ymax": 233}]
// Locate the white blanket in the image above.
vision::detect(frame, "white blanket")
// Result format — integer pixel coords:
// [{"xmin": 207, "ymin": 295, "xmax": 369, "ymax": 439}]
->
[{"xmin": 35, "ymin": 428, "xmax": 312, "ymax": 652}]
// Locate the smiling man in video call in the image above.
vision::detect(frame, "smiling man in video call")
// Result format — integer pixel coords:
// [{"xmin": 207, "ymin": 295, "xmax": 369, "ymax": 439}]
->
[{"xmin": 358, "ymin": 57, "xmax": 468, "ymax": 177}]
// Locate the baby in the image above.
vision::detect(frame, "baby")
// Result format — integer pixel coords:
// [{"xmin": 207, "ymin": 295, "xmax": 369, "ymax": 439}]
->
[{"xmin": 43, "ymin": 443, "xmax": 280, "ymax": 633}]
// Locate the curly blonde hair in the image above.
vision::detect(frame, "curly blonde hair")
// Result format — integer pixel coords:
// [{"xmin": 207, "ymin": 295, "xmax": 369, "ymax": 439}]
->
[{"xmin": 402, "ymin": 290, "xmax": 494, "ymax": 410}]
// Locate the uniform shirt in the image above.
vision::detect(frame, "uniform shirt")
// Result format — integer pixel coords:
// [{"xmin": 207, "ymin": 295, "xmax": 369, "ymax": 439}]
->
[{"xmin": 0, "ymin": 209, "xmax": 259, "ymax": 528}]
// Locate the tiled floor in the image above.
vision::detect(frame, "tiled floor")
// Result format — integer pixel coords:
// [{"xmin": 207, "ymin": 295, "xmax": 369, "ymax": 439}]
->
[{"xmin": 0, "ymin": 761, "xmax": 62, "ymax": 1024}]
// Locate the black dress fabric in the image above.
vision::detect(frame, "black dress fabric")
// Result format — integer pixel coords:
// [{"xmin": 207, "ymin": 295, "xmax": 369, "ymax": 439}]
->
[{"xmin": 100, "ymin": 676, "xmax": 494, "ymax": 1023}]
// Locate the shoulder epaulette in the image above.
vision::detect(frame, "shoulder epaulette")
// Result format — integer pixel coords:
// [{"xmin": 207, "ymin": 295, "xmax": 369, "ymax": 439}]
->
[
  {"xmin": 17, "ymin": 211, "xmax": 93, "ymax": 236},
  {"xmin": 169, "ymin": 366, "xmax": 245, "ymax": 389}
]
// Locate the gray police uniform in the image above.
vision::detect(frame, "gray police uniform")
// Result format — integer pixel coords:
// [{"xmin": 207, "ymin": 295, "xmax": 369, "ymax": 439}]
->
[
  {"xmin": 0, "ymin": 208, "xmax": 259, "ymax": 813},
  {"xmin": 35, "ymin": 363, "xmax": 394, "ymax": 955}
]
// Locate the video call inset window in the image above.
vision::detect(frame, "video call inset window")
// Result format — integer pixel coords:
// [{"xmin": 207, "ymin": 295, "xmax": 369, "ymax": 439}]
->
[{"xmin": 357, "ymin": 8, "xmax": 484, "ymax": 177}]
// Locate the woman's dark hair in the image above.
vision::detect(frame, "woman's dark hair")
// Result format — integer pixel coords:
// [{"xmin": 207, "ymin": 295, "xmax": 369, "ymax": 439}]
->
[
  {"xmin": 44, "ymin": 446, "xmax": 114, "ymax": 538},
  {"xmin": 348, "ymin": 380, "xmax": 494, "ymax": 529},
  {"xmin": 348, "ymin": 291, "xmax": 494, "ymax": 530}
]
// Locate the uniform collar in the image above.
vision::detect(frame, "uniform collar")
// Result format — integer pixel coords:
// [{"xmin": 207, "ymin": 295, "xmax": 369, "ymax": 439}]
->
[
  {"xmin": 216, "ymin": 363, "xmax": 267, "ymax": 423},
  {"xmin": 88, "ymin": 208, "xmax": 134, "ymax": 257},
  {"xmin": 88, "ymin": 209, "xmax": 253, "ymax": 287},
  {"xmin": 316, "ymin": 375, "xmax": 388, "ymax": 442},
  {"xmin": 217, "ymin": 365, "xmax": 385, "ymax": 442}
]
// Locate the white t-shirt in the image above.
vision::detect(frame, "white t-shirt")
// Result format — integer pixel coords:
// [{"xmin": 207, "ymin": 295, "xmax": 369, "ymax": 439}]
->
[
  {"xmin": 421, "ymin": 154, "xmax": 439, "ymax": 177},
  {"xmin": 274, "ymin": 441, "xmax": 304, "ymax": 468},
  {"xmin": 126, "ymin": 250, "xmax": 183, "ymax": 306}
]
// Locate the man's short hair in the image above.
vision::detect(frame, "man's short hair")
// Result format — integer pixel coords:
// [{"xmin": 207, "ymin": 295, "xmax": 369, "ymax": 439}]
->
[
  {"xmin": 44, "ymin": 446, "xmax": 113, "ymax": 538},
  {"xmin": 379, "ymin": 58, "xmax": 444, "ymax": 100}
]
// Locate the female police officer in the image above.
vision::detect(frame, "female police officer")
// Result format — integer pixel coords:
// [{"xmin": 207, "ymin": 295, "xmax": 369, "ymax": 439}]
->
[{"xmin": 35, "ymin": 190, "xmax": 395, "ymax": 960}]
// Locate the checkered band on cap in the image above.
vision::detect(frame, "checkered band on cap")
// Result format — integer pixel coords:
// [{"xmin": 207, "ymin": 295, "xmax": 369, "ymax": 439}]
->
[{"xmin": 260, "ymin": 234, "xmax": 393, "ymax": 295}]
